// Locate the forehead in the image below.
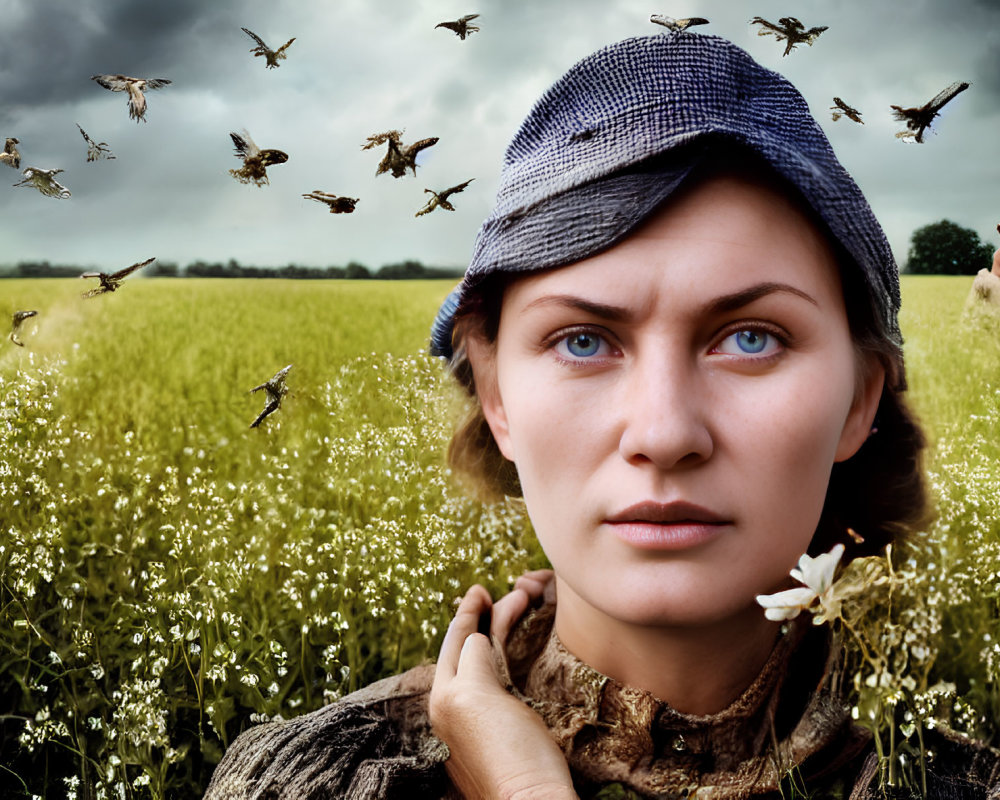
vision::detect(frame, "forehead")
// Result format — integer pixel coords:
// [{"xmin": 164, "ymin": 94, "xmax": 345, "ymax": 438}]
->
[{"xmin": 502, "ymin": 170, "xmax": 844, "ymax": 314}]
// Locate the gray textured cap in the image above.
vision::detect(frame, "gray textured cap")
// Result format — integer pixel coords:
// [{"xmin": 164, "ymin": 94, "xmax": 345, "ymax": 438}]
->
[{"xmin": 430, "ymin": 32, "xmax": 900, "ymax": 359}]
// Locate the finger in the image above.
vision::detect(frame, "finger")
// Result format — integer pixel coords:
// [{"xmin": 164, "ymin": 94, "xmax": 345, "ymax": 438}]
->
[
  {"xmin": 456, "ymin": 623, "xmax": 505, "ymax": 685},
  {"xmin": 491, "ymin": 587, "xmax": 531, "ymax": 643},
  {"xmin": 436, "ymin": 585, "xmax": 493, "ymax": 681},
  {"xmin": 513, "ymin": 576, "xmax": 546, "ymax": 597},
  {"xmin": 514, "ymin": 569, "xmax": 554, "ymax": 592},
  {"xmin": 514, "ymin": 569, "xmax": 555, "ymax": 601}
]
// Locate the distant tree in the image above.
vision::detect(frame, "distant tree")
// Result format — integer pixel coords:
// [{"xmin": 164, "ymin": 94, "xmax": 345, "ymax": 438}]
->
[
  {"xmin": 906, "ymin": 219, "xmax": 994, "ymax": 275},
  {"xmin": 15, "ymin": 261, "xmax": 79, "ymax": 277},
  {"xmin": 375, "ymin": 260, "xmax": 463, "ymax": 279},
  {"xmin": 377, "ymin": 259, "xmax": 426, "ymax": 279},
  {"xmin": 187, "ymin": 260, "xmax": 226, "ymax": 277},
  {"xmin": 345, "ymin": 261, "xmax": 371, "ymax": 280},
  {"xmin": 149, "ymin": 260, "xmax": 179, "ymax": 277}
]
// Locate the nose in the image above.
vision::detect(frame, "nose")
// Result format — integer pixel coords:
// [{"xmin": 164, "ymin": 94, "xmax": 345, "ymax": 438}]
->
[{"xmin": 617, "ymin": 351, "xmax": 714, "ymax": 470}]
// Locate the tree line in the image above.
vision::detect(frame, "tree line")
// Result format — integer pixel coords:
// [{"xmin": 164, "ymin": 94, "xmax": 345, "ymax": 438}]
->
[
  {"xmin": 1, "ymin": 221, "xmax": 996, "ymax": 279},
  {"xmin": 0, "ymin": 258, "xmax": 464, "ymax": 280}
]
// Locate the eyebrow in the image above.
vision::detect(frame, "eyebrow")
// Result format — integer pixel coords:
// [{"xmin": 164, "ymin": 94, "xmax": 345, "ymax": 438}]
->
[
  {"xmin": 520, "ymin": 281, "xmax": 818, "ymax": 321},
  {"xmin": 520, "ymin": 295, "xmax": 633, "ymax": 321},
  {"xmin": 707, "ymin": 282, "xmax": 819, "ymax": 314}
]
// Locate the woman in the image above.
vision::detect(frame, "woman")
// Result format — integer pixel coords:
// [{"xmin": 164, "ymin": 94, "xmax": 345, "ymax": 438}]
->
[{"xmin": 205, "ymin": 33, "xmax": 998, "ymax": 799}]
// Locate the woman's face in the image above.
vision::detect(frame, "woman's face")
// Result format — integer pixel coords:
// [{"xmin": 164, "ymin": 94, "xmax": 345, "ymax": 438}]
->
[{"xmin": 471, "ymin": 171, "xmax": 883, "ymax": 629}]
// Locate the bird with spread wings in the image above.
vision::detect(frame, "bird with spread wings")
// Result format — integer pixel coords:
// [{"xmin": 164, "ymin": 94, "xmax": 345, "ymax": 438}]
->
[
  {"xmin": 649, "ymin": 15, "xmax": 709, "ymax": 33},
  {"xmin": 416, "ymin": 179, "xmax": 474, "ymax": 217},
  {"xmin": 362, "ymin": 130, "xmax": 439, "ymax": 178},
  {"xmin": 1, "ymin": 137, "xmax": 20, "ymax": 169},
  {"xmin": 249, "ymin": 365, "xmax": 292, "ymax": 429},
  {"xmin": 241, "ymin": 28, "xmax": 296, "ymax": 68},
  {"xmin": 9, "ymin": 311, "xmax": 38, "ymax": 347},
  {"xmin": 13, "ymin": 167, "xmax": 71, "ymax": 198},
  {"xmin": 830, "ymin": 98, "xmax": 864, "ymax": 124},
  {"xmin": 302, "ymin": 191, "xmax": 359, "ymax": 214},
  {"xmin": 229, "ymin": 130, "xmax": 289, "ymax": 186},
  {"xmin": 80, "ymin": 258, "xmax": 155, "ymax": 298},
  {"xmin": 91, "ymin": 74, "xmax": 172, "ymax": 123},
  {"xmin": 890, "ymin": 82, "xmax": 970, "ymax": 143},
  {"xmin": 750, "ymin": 16, "xmax": 828, "ymax": 56},
  {"xmin": 435, "ymin": 14, "xmax": 479, "ymax": 40},
  {"xmin": 76, "ymin": 124, "xmax": 116, "ymax": 161}
]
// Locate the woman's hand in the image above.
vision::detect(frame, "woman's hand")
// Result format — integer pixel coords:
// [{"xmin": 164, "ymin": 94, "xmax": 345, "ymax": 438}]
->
[{"xmin": 429, "ymin": 571, "xmax": 577, "ymax": 800}]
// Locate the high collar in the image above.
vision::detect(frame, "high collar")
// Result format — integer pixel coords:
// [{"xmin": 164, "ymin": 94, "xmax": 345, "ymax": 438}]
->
[{"xmin": 500, "ymin": 601, "xmax": 870, "ymax": 799}]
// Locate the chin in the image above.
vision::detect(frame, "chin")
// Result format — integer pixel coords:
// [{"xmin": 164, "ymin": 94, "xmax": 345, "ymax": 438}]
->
[{"xmin": 588, "ymin": 582, "xmax": 763, "ymax": 630}]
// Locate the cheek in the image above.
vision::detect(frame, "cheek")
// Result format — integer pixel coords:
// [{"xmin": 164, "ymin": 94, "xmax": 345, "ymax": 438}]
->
[
  {"xmin": 498, "ymin": 353, "xmax": 613, "ymax": 460},
  {"xmin": 718, "ymin": 354, "xmax": 857, "ymax": 522},
  {"xmin": 498, "ymin": 366, "xmax": 618, "ymax": 524}
]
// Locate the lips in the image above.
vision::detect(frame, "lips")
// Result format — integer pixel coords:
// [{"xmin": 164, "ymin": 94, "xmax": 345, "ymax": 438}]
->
[
  {"xmin": 604, "ymin": 501, "xmax": 731, "ymax": 550},
  {"xmin": 605, "ymin": 500, "xmax": 729, "ymax": 525}
]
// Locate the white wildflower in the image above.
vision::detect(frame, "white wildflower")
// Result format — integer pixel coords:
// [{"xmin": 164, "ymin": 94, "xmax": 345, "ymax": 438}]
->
[{"xmin": 756, "ymin": 544, "xmax": 844, "ymax": 622}]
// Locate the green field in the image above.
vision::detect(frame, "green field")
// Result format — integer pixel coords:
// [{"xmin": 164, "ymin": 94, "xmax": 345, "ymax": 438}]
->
[{"xmin": 1, "ymin": 276, "xmax": 999, "ymax": 798}]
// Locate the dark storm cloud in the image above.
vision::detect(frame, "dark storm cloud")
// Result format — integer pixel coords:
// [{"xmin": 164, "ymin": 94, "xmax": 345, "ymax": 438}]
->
[{"xmin": 0, "ymin": 0, "xmax": 230, "ymax": 118}]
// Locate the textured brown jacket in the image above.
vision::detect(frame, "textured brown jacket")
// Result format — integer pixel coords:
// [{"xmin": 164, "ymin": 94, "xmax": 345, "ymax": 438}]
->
[{"xmin": 205, "ymin": 602, "xmax": 1000, "ymax": 799}]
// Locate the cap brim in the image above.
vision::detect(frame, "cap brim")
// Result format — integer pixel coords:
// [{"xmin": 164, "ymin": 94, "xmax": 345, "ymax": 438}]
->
[{"xmin": 430, "ymin": 153, "xmax": 700, "ymax": 358}]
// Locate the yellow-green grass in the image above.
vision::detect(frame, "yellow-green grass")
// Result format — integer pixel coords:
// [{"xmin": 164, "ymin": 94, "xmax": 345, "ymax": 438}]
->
[
  {"xmin": 899, "ymin": 275, "xmax": 1000, "ymax": 443},
  {"xmin": 2, "ymin": 278, "xmax": 454, "ymax": 434},
  {"xmin": 1, "ymin": 275, "xmax": 998, "ymax": 798}
]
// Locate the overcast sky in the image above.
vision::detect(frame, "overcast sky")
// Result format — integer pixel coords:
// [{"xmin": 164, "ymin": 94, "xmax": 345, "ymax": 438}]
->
[{"xmin": 1, "ymin": 0, "xmax": 998, "ymax": 272}]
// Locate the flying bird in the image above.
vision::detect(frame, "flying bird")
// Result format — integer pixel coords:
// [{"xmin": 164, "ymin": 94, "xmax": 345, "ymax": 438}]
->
[
  {"xmin": 76, "ymin": 124, "xmax": 116, "ymax": 161},
  {"xmin": 362, "ymin": 130, "xmax": 439, "ymax": 178},
  {"xmin": 91, "ymin": 74, "xmax": 172, "ymax": 123},
  {"xmin": 249, "ymin": 364, "xmax": 292, "ymax": 428},
  {"xmin": 1, "ymin": 137, "xmax": 20, "ymax": 169},
  {"xmin": 830, "ymin": 98, "xmax": 863, "ymax": 124},
  {"xmin": 890, "ymin": 82, "xmax": 971, "ymax": 143},
  {"xmin": 241, "ymin": 28, "xmax": 296, "ymax": 68},
  {"xmin": 415, "ymin": 179, "xmax": 474, "ymax": 217},
  {"xmin": 229, "ymin": 130, "xmax": 289, "ymax": 186},
  {"xmin": 13, "ymin": 167, "xmax": 71, "ymax": 198},
  {"xmin": 750, "ymin": 16, "xmax": 828, "ymax": 56},
  {"xmin": 302, "ymin": 191, "xmax": 359, "ymax": 214},
  {"xmin": 9, "ymin": 311, "xmax": 37, "ymax": 347},
  {"xmin": 649, "ymin": 14, "xmax": 709, "ymax": 32},
  {"xmin": 435, "ymin": 14, "xmax": 480, "ymax": 39},
  {"xmin": 80, "ymin": 257, "xmax": 155, "ymax": 298}
]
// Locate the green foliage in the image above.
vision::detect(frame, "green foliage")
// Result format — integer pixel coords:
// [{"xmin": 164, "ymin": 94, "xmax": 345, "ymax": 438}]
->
[
  {"xmin": 905, "ymin": 220, "xmax": 994, "ymax": 275},
  {"xmin": 1, "ymin": 275, "xmax": 999, "ymax": 799}
]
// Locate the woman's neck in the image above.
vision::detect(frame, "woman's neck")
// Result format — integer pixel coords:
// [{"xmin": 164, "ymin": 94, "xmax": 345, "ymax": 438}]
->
[{"xmin": 552, "ymin": 577, "xmax": 782, "ymax": 716}]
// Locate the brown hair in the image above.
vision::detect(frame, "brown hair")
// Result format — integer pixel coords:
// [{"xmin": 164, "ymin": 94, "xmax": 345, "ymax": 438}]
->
[{"xmin": 445, "ymin": 160, "xmax": 930, "ymax": 560}]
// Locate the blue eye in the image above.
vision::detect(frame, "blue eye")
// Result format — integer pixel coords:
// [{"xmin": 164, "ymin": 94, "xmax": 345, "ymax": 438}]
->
[
  {"xmin": 566, "ymin": 332, "xmax": 601, "ymax": 357},
  {"xmin": 735, "ymin": 330, "xmax": 766, "ymax": 353},
  {"xmin": 714, "ymin": 329, "xmax": 780, "ymax": 357},
  {"xmin": 553, "ymin": 330, "xmax": 611, "ymax": 360}
]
